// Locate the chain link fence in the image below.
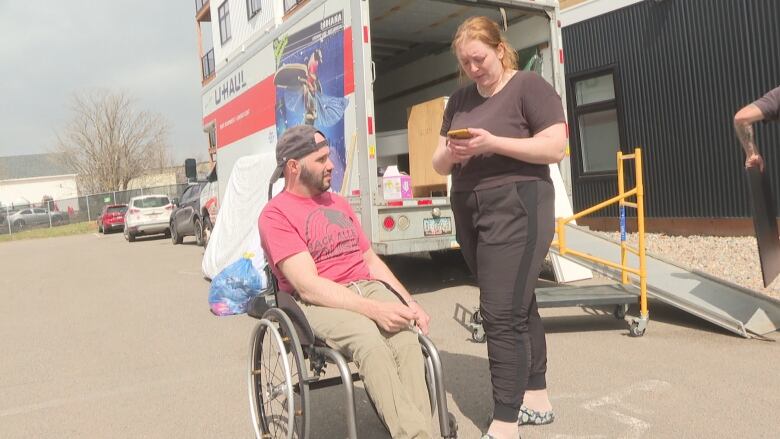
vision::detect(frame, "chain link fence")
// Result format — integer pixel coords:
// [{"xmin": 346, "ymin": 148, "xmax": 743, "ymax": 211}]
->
[{"xmin": 0, "ymin": 183, "xmax": 189, "ymax": 235}]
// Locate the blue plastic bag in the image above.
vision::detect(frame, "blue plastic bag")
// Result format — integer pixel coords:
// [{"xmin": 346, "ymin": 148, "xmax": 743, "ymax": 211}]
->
[{"xmin": 209, "ymin": 253, "xmax": 265, "ymax": 316}]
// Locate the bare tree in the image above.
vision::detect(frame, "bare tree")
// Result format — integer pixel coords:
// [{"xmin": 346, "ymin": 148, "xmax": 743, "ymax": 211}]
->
[{"xmin": 55, "ymin": 89, "xmax": 171, "ymax": 193}]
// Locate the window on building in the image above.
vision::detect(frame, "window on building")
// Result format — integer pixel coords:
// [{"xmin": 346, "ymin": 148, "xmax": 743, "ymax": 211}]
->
[
  {"xmin": 208, "ymin": 128, "xmax": 217, "ymax": 150},
  {"xmin": 246, "ymin": 0, "xmax": 261, "ymax": 19},
  {"xmin": 218, "ymin": 1, "xmax": 231, "ymax": 45},
  {"xmin": 201, "ymin": 48, "xmax": 215, "ymax": 80},
  {"xmin": 206, "ymin": 125, "xmax": 217, "ymax": 162},
  {"xmin": 571, "ymin": 71, "xmax": 623, "ymax": 175},
  {"xmin": 284, "ymin": 0, "xmax": 306, "ymax": 14}
]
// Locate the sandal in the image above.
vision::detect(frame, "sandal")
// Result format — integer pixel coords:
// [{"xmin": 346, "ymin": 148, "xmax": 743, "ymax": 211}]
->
[{"xmin": 518, "ymin": 405, "xmax": 555, "ymax": 425}]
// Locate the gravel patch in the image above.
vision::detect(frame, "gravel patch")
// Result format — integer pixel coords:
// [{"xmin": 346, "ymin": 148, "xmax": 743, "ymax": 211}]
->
[{"xmin": 590, "ymin": 231, "xmax": 780, "ymax": 299}]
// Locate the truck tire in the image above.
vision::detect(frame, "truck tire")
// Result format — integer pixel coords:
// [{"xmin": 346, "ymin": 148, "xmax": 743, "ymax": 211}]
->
[
  {"xmin": 194, "ymin": 218, "xmax": 204, "ymax": 247},
  {"xmin": 124, "ymin": 227, "xmax": 136, "ymax": 242},
  {"xmin": 202, "ymin": 216, "xmax": 212, "ymax": 248},
  {"xmin": 170, "ymin": 222, "xmax": 182, "ymax": 244}
]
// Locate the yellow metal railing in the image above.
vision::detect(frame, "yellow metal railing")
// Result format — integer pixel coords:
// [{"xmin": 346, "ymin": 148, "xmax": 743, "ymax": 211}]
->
[{"xmin": 552, "ymin": 148, "xmax": 648, "ymax": 321}]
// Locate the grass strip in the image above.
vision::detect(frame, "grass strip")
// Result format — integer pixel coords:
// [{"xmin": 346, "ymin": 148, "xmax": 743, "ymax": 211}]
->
[{"xmin": 0, "ymin": 222, "xmax": 97, "ymax": 243}]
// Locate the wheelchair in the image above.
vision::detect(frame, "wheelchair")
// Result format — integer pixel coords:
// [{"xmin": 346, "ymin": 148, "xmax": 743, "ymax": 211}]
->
[{"xmin": 246, "ymin": 269, "xmax": 459, "ymax": 439}]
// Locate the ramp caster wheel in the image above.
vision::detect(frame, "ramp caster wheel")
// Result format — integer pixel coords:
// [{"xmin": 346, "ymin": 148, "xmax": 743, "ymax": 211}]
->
[
  {"xmin": 628, "ymin": 322, "xmax": 645, "ymax": 337},
  {"xmin": 470, "ymin": 308, "xmax": 483, "ymax": 325},
  {"xmin": 614, "ymin": 304, "xmax": 628, "ymax": 320},
  {"xmin": 447, "ymin": 411, "xmax": 458, "ymax": 438},
  {"xmin": 628, "ymin": 313, "xmax": 649, "ymax": 337},
  {"xmin": 471, "ymin": 326, "xmax": 486, "ymax": 343}
]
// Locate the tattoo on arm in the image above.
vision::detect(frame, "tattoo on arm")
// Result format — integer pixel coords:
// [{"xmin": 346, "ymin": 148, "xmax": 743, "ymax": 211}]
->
[{"xmin": 735, "ymin": 121, "xmax": 759, "ymax": 156}]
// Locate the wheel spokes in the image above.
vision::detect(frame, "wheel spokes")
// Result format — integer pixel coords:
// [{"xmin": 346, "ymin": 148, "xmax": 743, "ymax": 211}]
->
[
  {"xmin": 251, "ymin": 312, "xmax": 308, "ymax": 439},
  {"xmin": 256, "ymin": 322, "xmax": 298, "ymax": 438}
]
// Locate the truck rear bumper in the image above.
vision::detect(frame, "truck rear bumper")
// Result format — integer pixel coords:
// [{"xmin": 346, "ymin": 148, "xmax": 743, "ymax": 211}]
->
[
  {"xmin": 372, "ymin": 235, "xmax": 459, "ymax": 255},
  {"xmin": 128, "ymin": 222, "xmax": 169, "ymax": 235}
]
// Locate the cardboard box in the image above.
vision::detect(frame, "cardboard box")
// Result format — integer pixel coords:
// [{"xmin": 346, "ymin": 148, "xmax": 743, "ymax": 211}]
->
[
  {"xmin": 408, "ymin": 97, "xmax": 449, "ymax": 194},
  {"xmin": 382, "ymin": 165, "xmax": 412, "ymax": 200}
]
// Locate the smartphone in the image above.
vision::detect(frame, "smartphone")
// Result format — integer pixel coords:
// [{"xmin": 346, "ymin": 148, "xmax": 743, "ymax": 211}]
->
[{"xmin": 447, "ymin": 128, "xmax": 473, "ymax": 139}]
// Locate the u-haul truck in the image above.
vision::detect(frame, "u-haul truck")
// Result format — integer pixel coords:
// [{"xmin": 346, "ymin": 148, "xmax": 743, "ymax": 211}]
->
[{"xmin": 198, "ymin": 0, "xmax": 568, "ymax": 255}]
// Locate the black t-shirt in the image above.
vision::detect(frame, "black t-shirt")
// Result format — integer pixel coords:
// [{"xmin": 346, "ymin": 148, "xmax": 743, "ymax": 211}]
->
[
  {"xmin": 440, "ymin": 71, "xmax": 565, "ymax": 192},
  {"xmin": 754, "ymin": 86, "xmax": 780, "ymax": 122}
]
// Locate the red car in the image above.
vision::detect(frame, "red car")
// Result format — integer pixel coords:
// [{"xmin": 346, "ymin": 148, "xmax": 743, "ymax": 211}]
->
[{"xmin": 98, "ymin": 204, "xmax": 128, "ymax": 234}]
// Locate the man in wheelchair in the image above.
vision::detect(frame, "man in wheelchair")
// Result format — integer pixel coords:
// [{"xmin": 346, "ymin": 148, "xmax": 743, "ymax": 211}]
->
[{"xmin": 259, "ymin": 125, "xmax": 435, "ymax": 439}]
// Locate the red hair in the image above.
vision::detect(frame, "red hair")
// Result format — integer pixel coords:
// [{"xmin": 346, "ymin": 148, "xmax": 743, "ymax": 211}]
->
[{"xmin": 452, "ymin": 16, "xmax": 518, "ymax": 75}]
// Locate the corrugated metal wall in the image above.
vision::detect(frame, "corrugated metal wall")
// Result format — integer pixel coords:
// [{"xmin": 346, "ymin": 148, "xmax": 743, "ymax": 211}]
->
[{"xmin": 563, "ymin": 0, "xmax": 780, "ymax": 218}]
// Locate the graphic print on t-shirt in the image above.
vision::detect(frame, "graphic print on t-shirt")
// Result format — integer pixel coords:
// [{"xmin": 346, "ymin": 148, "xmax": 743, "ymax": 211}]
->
[{"xmin": 304, "ymin": 207, "xmax": 361, "ymax": 262}]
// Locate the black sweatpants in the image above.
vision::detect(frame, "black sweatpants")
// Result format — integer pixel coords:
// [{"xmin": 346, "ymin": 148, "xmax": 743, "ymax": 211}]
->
[{"xmin": 451, "ymin": 179, "xmax": 555, "ymax": 422}]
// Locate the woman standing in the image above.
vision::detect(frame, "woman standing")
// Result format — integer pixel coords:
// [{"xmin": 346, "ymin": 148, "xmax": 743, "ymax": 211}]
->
[{"xmin": 432, "ymin": 16, "xmax": 566, "ymax": 439}]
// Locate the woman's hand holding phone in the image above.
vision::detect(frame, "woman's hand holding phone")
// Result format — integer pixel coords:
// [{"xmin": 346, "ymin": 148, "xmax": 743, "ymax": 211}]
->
[
  {"xmin": 447, "ymin": 128, "xmax": 474, "ymax": 139},
  {"xmin": 447, "ymin": 127, "xmax": 495, "ymax": 161},
  {"xmin": 445, "ymin": 129, "xmax": 472, "ymax": 164}
]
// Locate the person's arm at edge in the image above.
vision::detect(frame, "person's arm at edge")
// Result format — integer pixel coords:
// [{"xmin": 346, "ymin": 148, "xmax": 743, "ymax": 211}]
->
[
  {"xmin": 277, "ymin": 251, "xmax": 418, "ymax": 332},
  {"xmin": 363, "ymin": 248, "xmax": 431, "ymax": 334},
  {"xmin": 734, "ymin": 103, "xmax": 765, "ymax": 170}
]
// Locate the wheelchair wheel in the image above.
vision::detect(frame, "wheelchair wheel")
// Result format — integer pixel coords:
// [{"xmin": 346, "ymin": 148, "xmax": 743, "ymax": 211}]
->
[{"xmin": 249, "ymin": 310, "xmax": 310, "ymax": 439}]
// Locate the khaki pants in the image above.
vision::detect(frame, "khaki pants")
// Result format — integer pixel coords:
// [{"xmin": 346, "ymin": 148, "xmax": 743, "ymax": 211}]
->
[{"xmin": 298, "ymin": 280, "xmax": 433, "ymax": 439}]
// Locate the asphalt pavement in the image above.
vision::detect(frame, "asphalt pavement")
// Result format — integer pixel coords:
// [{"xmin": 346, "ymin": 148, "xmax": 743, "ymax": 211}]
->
[{"xmin": 1, "ymin": 232, "xmax": 779, "ymax": 438}]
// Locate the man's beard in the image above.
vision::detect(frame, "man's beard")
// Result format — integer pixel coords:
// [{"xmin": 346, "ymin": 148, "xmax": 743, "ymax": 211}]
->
[{"xmin": 300, "ymin": 163, "xmax": 331, "ymax": 194}]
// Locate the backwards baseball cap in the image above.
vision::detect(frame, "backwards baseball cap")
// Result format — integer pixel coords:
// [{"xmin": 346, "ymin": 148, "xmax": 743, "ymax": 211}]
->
[{"xmin": 268, "ymin": 125, "xmax": 328, "ymax": 188}]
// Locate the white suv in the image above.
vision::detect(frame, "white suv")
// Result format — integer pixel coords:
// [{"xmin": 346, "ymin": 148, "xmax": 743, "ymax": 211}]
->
[{"xmin": 124, "ymin": 195, "xmax": 173, "ymax": 242}]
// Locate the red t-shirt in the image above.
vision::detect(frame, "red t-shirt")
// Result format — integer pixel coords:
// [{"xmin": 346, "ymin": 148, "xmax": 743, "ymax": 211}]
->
[
  {"xmin": 307, "ymin": 61, "xmax": 319, "ymax": 88},
  {"xmin": 258, "ymin": 190, "xmax": 372, "ymax": 293}
]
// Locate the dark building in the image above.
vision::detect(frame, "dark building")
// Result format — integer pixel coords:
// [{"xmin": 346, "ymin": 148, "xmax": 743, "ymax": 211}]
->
[{"xmin": 562, "ymin": 0, "xmax": 780, "ymax": 235}]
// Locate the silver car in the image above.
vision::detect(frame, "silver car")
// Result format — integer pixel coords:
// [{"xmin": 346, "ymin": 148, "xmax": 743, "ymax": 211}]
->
[
  {"xmin": 7, "ymin": 208, "xmax": 68, "ymax": 231},
  {"xmin": 124, "ymin": 195, "xmax": 173, "ymax": 242}
]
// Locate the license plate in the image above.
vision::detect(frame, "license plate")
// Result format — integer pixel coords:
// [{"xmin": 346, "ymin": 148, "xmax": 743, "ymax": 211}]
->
[{"xmin": 423, "ymin": 217, "xmax": 452, "ymax": 236}]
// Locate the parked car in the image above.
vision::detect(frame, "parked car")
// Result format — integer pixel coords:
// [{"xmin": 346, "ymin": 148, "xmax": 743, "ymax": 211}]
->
[
  {"xmin": 170, "ymin": 182, "xmax": 206, "ymax": 246},
  {"xmin": 124, "ymin": 195, "xmax": 173, "ymax": 242},
  {"xmin": 97, "ymin": 204, "xmax": 128, "ymax": 234},
  {"xmin": 7, "ymin": 208, "xmax": 68, "ymax": 231}
]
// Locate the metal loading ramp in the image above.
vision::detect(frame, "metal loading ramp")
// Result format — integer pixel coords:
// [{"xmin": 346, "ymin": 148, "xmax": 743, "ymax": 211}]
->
[
  {"xmin": 536, "ymin": 283, "xmax": 637, "ymax": 309},
  {"xmin": 467, "ymin": 282, "xmax": 638, "ymax": 343},
  {"xmin": 551, "ymin": 224, "xmax": 780, "ymax": 338}
]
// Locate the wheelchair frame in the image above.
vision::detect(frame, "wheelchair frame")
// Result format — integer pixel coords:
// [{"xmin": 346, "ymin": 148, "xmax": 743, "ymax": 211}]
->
[{"xmin": 247, "ymin": 280, "xmax": 458, "ymax": 439}]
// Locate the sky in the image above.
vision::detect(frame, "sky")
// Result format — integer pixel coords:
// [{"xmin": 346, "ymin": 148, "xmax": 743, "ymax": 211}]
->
[{"xmin": 0, "ymin": 1, "xmax": 208, "ymax": 164}]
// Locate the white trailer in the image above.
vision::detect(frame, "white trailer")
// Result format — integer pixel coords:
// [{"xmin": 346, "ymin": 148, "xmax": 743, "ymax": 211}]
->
[{"xmin": 199, "ymin": 0, "xmax": 569, "ymax": 256}]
